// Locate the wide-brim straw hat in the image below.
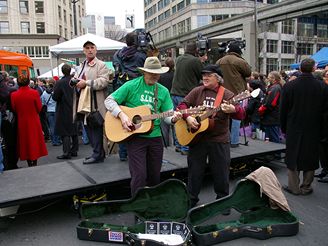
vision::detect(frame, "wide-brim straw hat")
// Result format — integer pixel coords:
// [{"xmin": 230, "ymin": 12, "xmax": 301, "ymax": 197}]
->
[{"xmin": 138, "ymin": 57, "xmax": 169, "ymax": 74}]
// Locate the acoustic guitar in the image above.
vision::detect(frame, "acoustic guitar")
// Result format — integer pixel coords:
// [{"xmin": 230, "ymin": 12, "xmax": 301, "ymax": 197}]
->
[
  {"xmin": 174, "ymin": 89, "xmax": 260, "ymax": 146},
  {"xmin": 105, "ymin": 105, "xmax": 205, "ymax": 143}
]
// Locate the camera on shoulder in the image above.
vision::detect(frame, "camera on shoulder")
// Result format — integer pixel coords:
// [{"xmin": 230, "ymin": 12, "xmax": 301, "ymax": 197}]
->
[{"xmin": 70, "ymin": 78, "xmax": 80, "ymax": 87}]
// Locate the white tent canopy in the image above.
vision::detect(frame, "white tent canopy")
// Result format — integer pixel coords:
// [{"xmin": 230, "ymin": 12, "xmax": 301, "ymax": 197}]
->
[
  {"xmin": 38, "ymin": 63, "xmax": 65, "ymax": 78},
  {"xmin": 49, "ymin": 33, "xmax": 126, "ymax": 56}
]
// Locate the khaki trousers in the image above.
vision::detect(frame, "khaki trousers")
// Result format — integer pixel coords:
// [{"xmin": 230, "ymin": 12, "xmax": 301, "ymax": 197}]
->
[{"xmin": 288, "ymin": 169, "xmax": 314, "ymax": 195}]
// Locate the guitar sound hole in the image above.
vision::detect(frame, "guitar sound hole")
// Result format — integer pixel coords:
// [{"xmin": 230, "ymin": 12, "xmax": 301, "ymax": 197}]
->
[{"xmin": 132, "ymin": 115, "xmax": 142, "ymax": 125}]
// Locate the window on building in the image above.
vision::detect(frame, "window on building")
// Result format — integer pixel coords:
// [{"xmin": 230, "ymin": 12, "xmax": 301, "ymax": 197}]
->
[
  {"xmin": 172, "ymin": 5, "xmax": 177, "ymax": 14},
  {"xmin": 164, "ymin": 9, "xmax": 170, "ymax": 18},
  {"xmin": 158, "ymin": 0, "xmax": 164, "ymax": 11},
  {"xmin": 267, "ymin": 22, "xmax": 278, "ymax": 33},
  {"xmin": 21, "ymin": 22, "xmax": 30, "ymax": 34},
  {"xmin": 0, "ymin": 0, "xmax": 8, "ymax": 13},
  {"xmin": 19, "ymin": 0, "xmax": 29, "ymax": 14},
  {"xmin": 297, "ymin": 43, "xmax": 313, "ymax": 55},
  {"xmin": 59, "ymin": 25, "xmax": 62, "ymax": 36},
  {"xmin": 258, "ymin": 39, "xmax": 264, "ymax": 53},
  {"xmin": 186, "ymin": 17, "xmax": 191, "ymax": 32},
  {"xmin": 186, "ymin": 0, "xmax": 191, "ymax": 5},
  {"xmin": 266, "ymin": 58, "xmax": 278, "ymax": 73},
  {"xmin": 197, "ymin": 0, "xmax": 208, "ymax": 3},
  {"xmin": 28, "ymin": 46, "xmax": 35, "ymax": 57},
  {"xmin": 164, "ymin": 27, "xmax": 171, "ymax": 38},
  {"xmin": 65, "ymin": 28, "xmax": 68, "ymax": 39},
  {"xmin": 281, "ymin": 41, "xmax": 294, "ymax": 54},
  {"xmin": 78, "ymin": 5, "xmax": 81, "ymax": 17},
  {"xmin": 42, "ymin": 46, "xmax": 49, "ymax": 57},
  {"xmin": 177, "ymin": 20, "xmax": 185, "ymax": 35},
  {"xmin": 64, "ymin": 10, "xmax": 67, "ymax": 23},
  {"xmin": 35, "ymin": 1, "xmax": 44, "ymax": 13},
  {"xmin": 36, "ymin": 22, "xmax": 45, "ymax": 33},
  {"xmin": 177, "ymin": 0, "xmax": 185, "ymax": 11},
  {"xmin": 298, "ymin": 22, "xmax": 314, "ymax": 37},
  {"xmin": 70, "ymin": 14, "xmax": 73, "ymax": 26},
  {"xmin": 35, "ymin": 46, "xmax": 42, "ymax": 57},
  {"xmin": 317, "ymin": 44, "xmax": 327, "ymax": 51},
  {"xmin": 267, "ymin": 0, "xmax": 279, "ymax": 3},
  {"xmin": 197, "ymin": 15, "xmax": 210, "ymax": 28},
  {"xmin": 267, "ymin": 39, "xmax": 278, "ymax": 53},
  {"xmin": 318, "ymin": 24, "xmax": 328, "ymax": 39},
  {"xmin": 281, "ymin": 59, "xmax": 295, "ymax": 71},
  {"xmin": 158, "ymin": 13, "xmax": 165, "ymax": 22},
  {"xmin": 173, "ymin": 24, "xmax": 177, "ymax": 36},
  {"xmin": 58, "ymin": 6, "xmax": 62, "ymax": 19},
  {"xmin": 211, "ymin": 14, "xmax": 229, "ymax": 23},
  {"xmin": 282, "ymin": 20, "xmax": 294, "ymax": 34},
  {"xmin": 0, "ymin": 21, "xmax": 9, "ymax": 33}
]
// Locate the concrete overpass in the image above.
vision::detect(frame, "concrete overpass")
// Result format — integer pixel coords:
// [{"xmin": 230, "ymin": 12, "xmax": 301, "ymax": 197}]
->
[{"xmin": 156, "ymin": 0, "xmax": 328, "ymax": 69}]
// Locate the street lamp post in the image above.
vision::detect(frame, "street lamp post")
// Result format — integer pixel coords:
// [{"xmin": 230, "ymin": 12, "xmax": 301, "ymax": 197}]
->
[{"xmin": 72, "ymin": 0, "xmax": 79, "ymax": 36}]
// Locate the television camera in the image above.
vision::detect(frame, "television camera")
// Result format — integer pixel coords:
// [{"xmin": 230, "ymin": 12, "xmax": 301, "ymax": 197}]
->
[
  {"xmin": 196, "ymin": 33, "xmax": 211, "ymax": 56},
  {"xmin": 217, "ymin": 39, "xmax": 246, "ymax": 54}
]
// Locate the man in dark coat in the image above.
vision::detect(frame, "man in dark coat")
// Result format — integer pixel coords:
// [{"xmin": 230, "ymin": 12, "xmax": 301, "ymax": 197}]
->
[
  {"xmin": 280, "ymin": 58, "xmax": 328, "ymax": 195},
  {"xmin": 53, "ymin": 64, "xmax": 78, "ymax": 159}
]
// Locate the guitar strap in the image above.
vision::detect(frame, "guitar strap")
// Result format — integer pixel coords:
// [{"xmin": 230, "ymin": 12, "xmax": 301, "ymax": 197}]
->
[
  {"xmin": 154, "ymin": 84, "xmax": 158, "ymax": 114},
  {"xmin": 214, "ymin": 86, "xmax": 225, "ymax": 107}
]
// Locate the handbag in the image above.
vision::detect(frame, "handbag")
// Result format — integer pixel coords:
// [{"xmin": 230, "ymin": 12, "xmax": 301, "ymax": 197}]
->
[
  {"xmin": 41, "ymin": 93, "xmax": 52, "ymax": 114},
  {"xmin": 77, "ymin": 86, "xmax": 91, "ymax": 114},
  {"xmin": 86, "ymin": 81, "xmax": 104, "ymax": 128}
]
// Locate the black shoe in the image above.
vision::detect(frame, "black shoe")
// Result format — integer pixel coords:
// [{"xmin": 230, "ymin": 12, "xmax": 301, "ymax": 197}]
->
[
  {"xmin": 57, "ymin": 154, "xmax": 71, "ymax": 160},
  {"xmin": 314, "ymin": 171, "xmax": 327, "ymax": 178},
  {"xmin": 83, "ymin": 157, "xmax": 104, "ymax": 164},
  {"xmin": 70, "ymin": 152, "xmax": 78, "ymax": 157},
  {"xmin": 230, "ymin": 143, "xmax": 239, "ymax": 148},
  {"xmin": 318, "ymin": 177, "xmax": 328, "ymax": 183},
  {"xmin": 282, "ymin": 185, "xmax": 300, "ymax": 195}
]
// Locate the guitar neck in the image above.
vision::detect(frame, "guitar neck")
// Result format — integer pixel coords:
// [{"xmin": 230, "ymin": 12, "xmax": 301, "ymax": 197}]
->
[
  {"xmin": 198, "ymin": 96, "xmax": 242, "ymax": 121},
  {"xmin": 141, "ymin": 108, "xmax": 200, "ymax": 122}
]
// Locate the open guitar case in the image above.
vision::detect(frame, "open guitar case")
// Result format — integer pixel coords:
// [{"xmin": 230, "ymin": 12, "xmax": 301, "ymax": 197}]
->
[
  {"xmin": 76, "ymin": 179, "xmax": 192, "ymax": 245},
  {"xmin": 186, "ymin": 167, "xmax": 299, "ymax": 246}
]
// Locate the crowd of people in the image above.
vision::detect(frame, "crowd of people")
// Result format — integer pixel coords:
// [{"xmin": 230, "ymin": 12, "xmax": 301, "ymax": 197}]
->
[{"xmin": 1, "ymin": 32, "xmax": 327, "ymax": 206}]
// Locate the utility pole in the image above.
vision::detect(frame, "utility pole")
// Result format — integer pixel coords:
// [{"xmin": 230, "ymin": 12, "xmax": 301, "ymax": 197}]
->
[
  {"xmin": 72, "ymin": 0, "xmax": 79, "ymax": 36},
  {"xmin": 71, "ymin": 0, "xmax": 80, "ymax": 65},
  {"xmin": 254, "ymin": 0, "xmax": 258, "ymax": 72}
]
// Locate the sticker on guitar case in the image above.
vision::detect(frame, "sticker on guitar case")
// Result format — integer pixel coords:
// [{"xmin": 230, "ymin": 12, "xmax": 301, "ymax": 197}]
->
[
  {"xmin": 108, "ymin": 231, "xmax": 124, "ymax": 242},
  {"xmin": 159, "ymin": 222, "xmax": 172, "ymax": 235},
  {"xmin": 146, "ymin": 221, "xmax": 159, "ymax": 234},
  {"xmin": 172, "ymin": 222, "xmax": 185, "ymax": 236}
]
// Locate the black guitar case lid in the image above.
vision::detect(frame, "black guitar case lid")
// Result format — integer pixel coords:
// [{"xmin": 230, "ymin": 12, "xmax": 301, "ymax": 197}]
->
[
  {"xmin": 76, "ymin": 179, "xmax": 191, "ymax": 245},
  {"xmin": 186, "ymin": 179, "xmax": 299, "ymax": 246}
]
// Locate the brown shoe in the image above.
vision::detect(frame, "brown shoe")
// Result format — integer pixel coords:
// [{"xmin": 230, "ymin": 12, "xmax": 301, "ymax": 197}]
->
[{"xmin": 282, "ymin": 185, "xmax": 300, "ymax": 196}]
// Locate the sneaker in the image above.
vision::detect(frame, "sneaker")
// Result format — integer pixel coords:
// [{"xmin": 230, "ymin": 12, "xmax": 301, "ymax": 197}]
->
[
  {"xmin": 314, "ymin": 171, "xmax": 327, "ymax": 178},
  {"xmin": 180, "ymin": 150, "xmax": 188, "ymax": 156}
]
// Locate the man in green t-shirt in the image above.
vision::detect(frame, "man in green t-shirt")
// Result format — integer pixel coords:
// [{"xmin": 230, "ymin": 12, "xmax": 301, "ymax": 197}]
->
[{"xmin": 105, "ymin": 57, "xmax": 181, "ymax": 195}]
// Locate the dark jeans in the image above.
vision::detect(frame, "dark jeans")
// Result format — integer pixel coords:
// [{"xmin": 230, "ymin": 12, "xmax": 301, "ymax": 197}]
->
[
  {"xmin": 86, "ymin": 124, "xmax": 105, "ymax": 160},
  {"xmin": 188, "ymin": 141, "xmax": 230, "ymax": 206},
  {"xmin": 127, "ymin": 136, "xmax": 163, "ymax": 195},
  {"xmin": 62, "ymin": 135, "xmax": 79, "ymax": 156},
  {"xmin": 171, "ymin": 95, "xmax": 188, "ymax": 152},
  {"xmin": 263, "ymin": 125, "xmax": 281, "ymax": 143}
]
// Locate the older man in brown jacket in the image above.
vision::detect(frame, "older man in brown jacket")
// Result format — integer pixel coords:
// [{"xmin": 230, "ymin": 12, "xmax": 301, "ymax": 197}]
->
[{"xmin": 75, "ymin": 40, "xmax": 111, "ymax": 164}]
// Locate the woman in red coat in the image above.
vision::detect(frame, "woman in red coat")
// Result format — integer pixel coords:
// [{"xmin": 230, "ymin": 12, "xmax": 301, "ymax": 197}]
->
[{"xmin": 11, "ymin": 75, "xmax": 48, "ymax": 166}]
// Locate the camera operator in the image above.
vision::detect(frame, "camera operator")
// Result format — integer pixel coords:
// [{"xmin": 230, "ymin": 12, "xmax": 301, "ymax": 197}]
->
[
  {"xmin": 113, "ymin": 31, "xmax": 147, "ymax": 91},
  {"xmin": 216, "ymin": 41, "xmax": 251, "ymax": 148},
  {"xmin": 112, "ymin": 31, "xmax": 147, "ymax": 161},
  {"xmin": 170, "ymin": 41, "xmax": 204, "ymax": 155}
]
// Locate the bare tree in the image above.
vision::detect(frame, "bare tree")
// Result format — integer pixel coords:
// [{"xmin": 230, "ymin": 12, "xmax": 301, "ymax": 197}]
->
[{"xmin": 104, "ymin": 25, "xmax": 127, "ymax": 41}]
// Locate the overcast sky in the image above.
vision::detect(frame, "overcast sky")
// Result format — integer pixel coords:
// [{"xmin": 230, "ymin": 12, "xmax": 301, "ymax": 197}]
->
[{"xmin": 85, "ymin": 0, "xmax": 145, "ymax": 30}]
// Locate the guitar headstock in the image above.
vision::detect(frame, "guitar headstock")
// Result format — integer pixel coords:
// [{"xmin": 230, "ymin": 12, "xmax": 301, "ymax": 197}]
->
[{"xmin": 230, "ymin": 90, "xmax": 252, "ymax": 104}]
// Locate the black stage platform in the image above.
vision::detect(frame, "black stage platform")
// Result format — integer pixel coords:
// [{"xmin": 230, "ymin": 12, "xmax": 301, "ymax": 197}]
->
[{"xmin": 0, "ymin": 139, "xmax": 285, "ymax": 209}]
